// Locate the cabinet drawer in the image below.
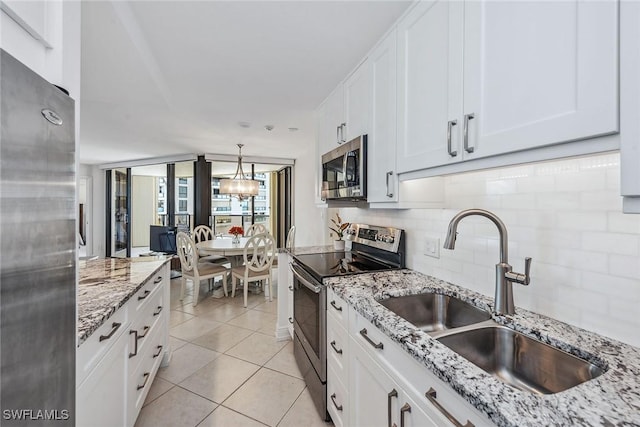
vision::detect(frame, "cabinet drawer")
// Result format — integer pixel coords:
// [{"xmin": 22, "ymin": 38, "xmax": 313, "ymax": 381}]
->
[
  {"xmin": 327, "ymin": 287, "xmax": 349, "ymax": 328},
  {"xmin": 128, "ymin": 286, "xmax": 165, "ymax": 375},
  {"xmin": 327, "ymin": 364, "xmax": 348, "ymax": 427},
  {"xmin": 128, "ymin": 324, "xmax": 165, "ymax": 427},
  {"xmin": 132, "ymin": 270, "xmax": 165, "ymax": 314},
  {"xmin": 77, "ymin": 305, "xmax": 129, "ymax": 386},
  {"xmin": 327, "ymin": 314, "xmax": 348, "ymax": 376}
]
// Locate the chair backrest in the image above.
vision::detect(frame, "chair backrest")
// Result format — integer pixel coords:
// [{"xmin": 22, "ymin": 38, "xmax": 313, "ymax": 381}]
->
[
  {"xmin": 285, "ymin": 225, "xmax": 296, "ymax": 250},
  {"xmin": 193, "ymin": 225, "xmax": 214, "ymax": 243},
  {"xmin": 176, "ymin": 231, "xmax": 197, "ymax": 273},
  {"xmin": 243, "ymin": 233, "xmax": 276, "ymax": 273},
  {"xmin": 245, "ymin": 223, "xmax": 267, "ymax": 237}
]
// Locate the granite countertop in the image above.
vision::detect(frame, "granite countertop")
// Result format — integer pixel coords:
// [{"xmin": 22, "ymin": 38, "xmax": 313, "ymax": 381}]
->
[
  {"xmin": 325, "ymin": 269, "xmax": 640, "ymax": 427},
  {"xmin": 77, "ymin": 256, "xmax": 171, "ymax": 346},
  {"xmin": 283, "ymin": 244, "xmax": 336, "ymax": 255}
]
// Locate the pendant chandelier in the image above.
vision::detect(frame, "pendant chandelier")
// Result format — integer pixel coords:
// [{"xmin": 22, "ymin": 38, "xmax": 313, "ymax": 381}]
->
[{"xmin": 219, "ymin": 143, "xmax": 259, "ymax": 201}]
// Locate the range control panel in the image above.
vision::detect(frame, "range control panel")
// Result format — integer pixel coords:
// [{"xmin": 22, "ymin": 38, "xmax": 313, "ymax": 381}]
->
[{"xmin": 346, "ymin": 224, "xmax": 404, "ymax": 254}]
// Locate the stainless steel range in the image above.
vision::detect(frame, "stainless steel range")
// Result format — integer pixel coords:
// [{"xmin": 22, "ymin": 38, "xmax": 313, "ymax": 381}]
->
[{"xmin": 290, "ymin": 224, "xmax": 405, "ymax": 421}]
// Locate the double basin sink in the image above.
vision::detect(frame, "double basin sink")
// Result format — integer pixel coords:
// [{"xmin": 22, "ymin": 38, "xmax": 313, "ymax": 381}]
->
[{"xmin": 379, "ymin": 293, "xmax": 605, "ymax": 394}]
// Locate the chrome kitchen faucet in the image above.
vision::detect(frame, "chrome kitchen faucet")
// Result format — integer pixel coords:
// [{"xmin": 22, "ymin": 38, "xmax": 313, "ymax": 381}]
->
[{"xmin": 443, "ymin": 209, "xmax": 531, "ymax": 315}]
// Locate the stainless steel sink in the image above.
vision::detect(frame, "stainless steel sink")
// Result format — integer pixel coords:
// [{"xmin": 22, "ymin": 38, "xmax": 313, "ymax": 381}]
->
[
  {"xmin": 378, "ymin": 293, "xmax": 491, "ymax": 334},
  {"xmin": 437, "ymin": 325, "xmax": 605, "ymax": 394}
]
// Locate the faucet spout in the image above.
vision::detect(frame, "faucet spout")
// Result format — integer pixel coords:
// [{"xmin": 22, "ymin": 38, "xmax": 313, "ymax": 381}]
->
[{"xmin": 442, "ymin": 209, "xmax": 531, "ymax": 315}]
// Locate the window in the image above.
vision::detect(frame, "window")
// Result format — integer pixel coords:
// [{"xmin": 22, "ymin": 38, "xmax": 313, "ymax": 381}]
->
[
  {"xmin": 178, "ymin": 178, "xmax": 187, "ymax": 184},
  {"xmin": 178, "ymin": 186, "xmax": 188, "ymax": 198},
  {"xmin": 178, "ymin": 200, "xmax": 187, "ymax": 212}
]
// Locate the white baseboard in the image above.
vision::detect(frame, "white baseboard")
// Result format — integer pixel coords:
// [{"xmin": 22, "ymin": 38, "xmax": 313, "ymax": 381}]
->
[{"xmin": 275, "ymin": 326, "xmax": 292, "ymax": 342}]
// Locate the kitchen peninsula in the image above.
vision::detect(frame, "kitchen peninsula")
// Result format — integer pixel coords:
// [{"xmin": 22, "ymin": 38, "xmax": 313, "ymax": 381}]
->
[{"xmin": 77, "ymin": 257, "xmax": 171, "ymax": 427}]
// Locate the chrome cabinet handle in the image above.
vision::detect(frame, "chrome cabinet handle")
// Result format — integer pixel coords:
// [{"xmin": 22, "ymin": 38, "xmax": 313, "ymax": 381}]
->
[
  {"xmin": 288, "ymin": 285, "xmax": 294, "ymax": 291},
  {"xmin": 99, "ymin": 322, "xmax": 122, "ymax": 342},
  {"xmin": 336, "ymin": 125, "xmax": 341, "ymax": 145},
  {"xmin": 138, "ymin": 289, "xmax": 151, "ymax": 300},
  {"xmin": 137, "ymin": 326, "xmax": 150, "ymax": 339},
  {"xmin": 388, "ymin": 389, "xmax": 398, "ymax": 427},
  {"xmin": 400, "ymin": 403, "xmax": 411, "ymax": 427},
  {"xmin": 386, "ymin": 171, "xmax": 394, "ymax": 198},
  {"xmin": 340, "ymin": 122, "xmax": 347, "ymax": 143},
  {"xmin": 330, "ymin": 340, "xmax": 343, "ymax": 355},
  {"xmin": 425, "ymin": 387, "xmax": 475, "ymax": 427},
  {"xmin": 359, "ymin": 328, "xmax": 383, "ymax": 349},
  {"xmin": 288, "ymin": 317, "xmax": 293, "ymax": 324},
  {"xmin": 463, "ymin": 113, "xmax": 475, "ymax": 153},
  {"xmin": 153, "ymin": 345, "xmax": 163, "ymax": 358},
  {"xmin": 137, "ymin": 372, "xmax": 150, "ymax": 391},
  {"xmin": 330, "ymin": 300, "xmax": 343, "ymax": 312},
  {"xmin": 154, "ymin": 276, "xmax": 162, "ymax": 284},
  {"xmin": 129, "ymin": 330, "xmax": 138, "ymax": 358},
  {"xmin": 153, "ymin": 306, "xmax": 163, "ymax": 316},
  {"xmin": 447, "ymin": 120, "xmax": 458, "ymax": 157},
  {"xmin": 330, "ymin": 393, "xmax": 343, "ymax": 411}
]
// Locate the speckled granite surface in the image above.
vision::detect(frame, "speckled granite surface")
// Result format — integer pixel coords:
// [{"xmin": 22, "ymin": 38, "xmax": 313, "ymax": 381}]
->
[
  {"xmin": 325, "ymin": 269, "xmax": 640, "ymax": 427},
  {"xmin": 284, "ymin": 245, "xmax": 336, "ymax": 255},
  {"xmin": 77, "ymin": 257, "xmax": 171, "ymax": 346}
]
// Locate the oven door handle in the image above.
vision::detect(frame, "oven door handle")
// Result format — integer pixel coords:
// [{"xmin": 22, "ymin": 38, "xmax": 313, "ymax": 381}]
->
[{"xmin": 290, "ymin": 263, "xmax": 322, "ymax": 294}]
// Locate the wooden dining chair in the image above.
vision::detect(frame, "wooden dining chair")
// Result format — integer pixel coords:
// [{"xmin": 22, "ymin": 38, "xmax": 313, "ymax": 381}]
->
[
  {"xmin": 193, "ymin": 225, "xmax": 230, "ymax": 266},
  {"xmin": 176, "ymin": 232, "xmax": 229, "ymax": 306},
  {"xmin": 228, "ymin": 233, "xmax": 276, "ymax": 307},
  {"xmin": 245, "ymin": 223, "xmax": 267, "ymax": 237}
]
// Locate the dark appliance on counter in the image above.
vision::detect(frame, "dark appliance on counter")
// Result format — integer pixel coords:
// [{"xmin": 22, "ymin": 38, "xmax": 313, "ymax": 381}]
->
[
  {"xmin": 290, "ymin": 224, "xmax": 405, "ymax": 421},
  {"xmin": 321, "ymin": 135, "xmax": 367, "ymax": 203}
]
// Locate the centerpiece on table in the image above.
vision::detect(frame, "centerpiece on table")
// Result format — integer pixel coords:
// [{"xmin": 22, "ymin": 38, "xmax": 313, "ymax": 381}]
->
[
  {"xmin": 229, "ymin": 226, "xmax": 244, "ymax": 244},
  {"xmin": 329, "ymin": 213, "xmax": 350, "ymax": 250}
]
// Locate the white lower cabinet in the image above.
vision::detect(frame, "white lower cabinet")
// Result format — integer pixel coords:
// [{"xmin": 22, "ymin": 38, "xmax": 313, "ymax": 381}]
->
[
  {"xmin": 276, "ymin": 252, "xmax": 294, "ymax": 340},
  {"xmin": 338, "ymin": 305, "xmax": 492, "ymax": 427},
  {"xmin": 77, "ymin": 264, "xmax": 170, "ymax": 427}
]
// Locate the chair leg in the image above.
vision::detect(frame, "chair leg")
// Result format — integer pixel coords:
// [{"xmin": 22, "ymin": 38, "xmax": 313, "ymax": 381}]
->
[
  {"xmin": 222, "ymin": 273, "xmax": 228, "ymax": 297},
  {"xmin": 231, "ymin": 275, "xmax": 237, "ymax": 298},
  {"xmin": 192, "ymin": 277, "xmax": 200, "ymax": 307},
  {"xmin": 180, "ymin": 275, "xmax": 186, "ymax": 301},
  {"xmin": 243, "ymin": 275, "xmax": 249, "ymax": 308},
  {"xmin": 267, "ymin": 277, "xmax": 273, "ymax": 302}
]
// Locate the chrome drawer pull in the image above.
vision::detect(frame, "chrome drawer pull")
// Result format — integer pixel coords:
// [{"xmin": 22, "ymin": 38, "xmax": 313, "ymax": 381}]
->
[
  {"xmin": 330, "ymin": 300, "xmax": 343, "ymax": 312},
  {"xmin": 99, "ymin": 322, "xmax": 122, "ymax": 342},
  {"xmin": 400, "ymin": 403, "xmax": 411, "ymax": 427},
  {"xmin": 359, "ymin": 328, "xmax": 383, "ymax": 349},
  {"xmin": 154, "ymin": 276, "xmax": 162, "ymax": 284},
  {"xmin": 138, "ymin": 289, "xmax": 151, "ymax": 300},
  {"xmin": 330, "ymin": 393, "xmax": 343, "ymax": 411},
  {"xmin": 129, "ymin": 330, "xmax": 138, "ymax": 358},
  {"xmin": 387, "ymin": 389, "xmax": 398, "ymax": 427},
  {"xmin": 447, "ymin": 119, "xmax": 458, "ymax": 157},
  {"xmin": 425, "ymin": 387, "xmax": 474, "ymax": 427},
  {"xmin": 153, "ymin": 306, "xmax": 163, "ymax": 316},
  {"xmin": 463, "ymin": 113, "xmax": 475, "ymax": 153},
  {"xmin": 289, "ymin": 285, "xmax": 294, "ymax": 291},
  {"xmin": 153, "ymin": 345, "xmax": 163, "ymax": 358},
  {"xmin": 137, "ymin": 372, "xmax": 150, "ymax": 391},
  {"xmin": 330, "ymin": 340, "xmax": 343, "ymax": 355},
  {"xmin": 386, "ymin": 171, "xmax": 394, "ymax": 198},
  {"xmin": 137, "ymin": 326, "xmax": 150, "ymax": 339}
]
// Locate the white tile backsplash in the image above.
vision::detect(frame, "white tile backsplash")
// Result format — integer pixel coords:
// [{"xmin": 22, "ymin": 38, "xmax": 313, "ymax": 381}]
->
[{"xmin": 340, "ymin": 152, "xmax": 640, "ymax": 347}]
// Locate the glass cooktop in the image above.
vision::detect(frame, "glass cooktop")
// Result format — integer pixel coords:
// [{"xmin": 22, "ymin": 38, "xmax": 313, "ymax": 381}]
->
[{"xmin": 293, "ymin": 251, "xmax": 396, "ymax": 281}]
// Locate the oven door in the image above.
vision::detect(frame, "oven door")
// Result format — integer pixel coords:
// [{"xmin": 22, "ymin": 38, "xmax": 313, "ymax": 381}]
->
[{"xmin": 291, "ymin": 263, "xmax": 326, "ymax": 381}]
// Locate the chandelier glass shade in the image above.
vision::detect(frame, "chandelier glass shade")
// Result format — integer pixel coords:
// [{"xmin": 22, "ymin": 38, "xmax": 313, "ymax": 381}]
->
[{"xmin": 219, "ymin": 144, "xmax": 259, "ymax": 200}]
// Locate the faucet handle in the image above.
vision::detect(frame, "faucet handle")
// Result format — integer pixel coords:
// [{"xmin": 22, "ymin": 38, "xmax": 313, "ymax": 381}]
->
[{"xmin": 506, "ymin": 257, "xmax": 532, "ymax": 286}]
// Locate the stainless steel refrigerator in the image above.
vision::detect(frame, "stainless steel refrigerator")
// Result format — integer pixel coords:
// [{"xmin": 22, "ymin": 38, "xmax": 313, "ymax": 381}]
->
[{"xmin": 1, "ymin": 49, "xmax": 75, "ymax": 425}]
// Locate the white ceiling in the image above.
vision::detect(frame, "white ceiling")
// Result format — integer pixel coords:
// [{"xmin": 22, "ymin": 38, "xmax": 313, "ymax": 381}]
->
[{"xmin": 79, "ymin": 0, "xmax": 412, "ymax": 165}]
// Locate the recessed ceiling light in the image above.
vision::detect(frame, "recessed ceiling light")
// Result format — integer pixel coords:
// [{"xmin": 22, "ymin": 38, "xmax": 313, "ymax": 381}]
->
[
  {"xmin": 238, "ymin": 121, "xmax": 251, "ymax": 128},
  {"xmin": 288, "ymin": 127, "xmax": 299, "ymax": 132},
  {"xmin": 264, "ymin": 125, "xmax": 274, "ymax": 131}
]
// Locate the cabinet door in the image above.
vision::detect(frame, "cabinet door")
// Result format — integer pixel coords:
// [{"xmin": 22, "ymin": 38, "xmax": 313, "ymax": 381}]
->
[
  {"xmin": 318, "ymin": 86, "xmax": 345, "ymax": 156},
  {"xmin": 396, "ymin": 1, "xmax": 464, "ymax": 174},
  {"xmin": 463, "ymin": 0, "xmax": 618, "ymax": 159},
  {"xmin": 368, "ymin": 30, "xmax": 399, "ymax": 203},
  {"xmin": 343, "ymin": 61, "xmax": 370, "ymax": 142},
  {"xmin": 77, "ymin": 327, "xmax": 128, "ymax": 427}
]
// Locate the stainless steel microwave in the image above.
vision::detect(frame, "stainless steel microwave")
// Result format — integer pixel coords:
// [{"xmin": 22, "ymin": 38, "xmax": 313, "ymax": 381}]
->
[{"xmin": 321, "ymin": 135, "xmax": 367, "ymax": 201}]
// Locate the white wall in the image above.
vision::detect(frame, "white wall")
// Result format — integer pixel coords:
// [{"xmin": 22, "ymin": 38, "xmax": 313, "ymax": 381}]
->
[
  {"xmin": 132, "ymin": 176, "xmax": 156, "ymax": 247},
  {"xmin": 338, "ymin": 152, "xmax": 640, "ymax": 347}
]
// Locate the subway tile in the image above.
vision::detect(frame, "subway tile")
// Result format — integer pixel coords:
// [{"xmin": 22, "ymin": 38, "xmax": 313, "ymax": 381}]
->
[
  {"xmin": 582, "ymin": 232, "xmax": 639, "ymax": 256},
  {"xmin": 516, "ymin": 175, "xmax": 556, "ymax": 193},
  {"xmin": 556, "ymin": 287, "xmax": 608, "ymax": 315},
  {"xmin": 580, "ymin": 190, "xmax": 622, "ymax": 211},
  {"xmin": 555, "ymin": 170, "xmax": 607, "ymax": 192},
  {"xmin": 556, "ymin": 211, "xmax": 607, "ymax": 231},
  {"xmin": 536, "ymin": 192, "xmax": 581, "ymax": 210},
  {"xmin": 485, "ymin": 179, "xmax": 518, "ymax": 195},
  {"xmin": 581, "ymin": 271, "xmax": 640, "ymax": 301},
  {"xmin": 607, "ymin": 211, "xmax": 640, "ymax": 234},
  {"xmin": 609, "ymin": 255, "xmax": 640, "ymax": 279}
]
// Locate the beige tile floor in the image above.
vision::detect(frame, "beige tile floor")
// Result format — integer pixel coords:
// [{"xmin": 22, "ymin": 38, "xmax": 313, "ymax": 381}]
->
[{"xmin": 135, "ymin": 278, "xmax": 332, "ymax": 427}]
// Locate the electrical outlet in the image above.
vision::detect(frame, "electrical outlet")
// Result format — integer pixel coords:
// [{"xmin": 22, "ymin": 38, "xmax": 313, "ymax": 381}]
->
[{"xmin": 424, "ymin": 236, "xmax": 440, "ymax": 258}]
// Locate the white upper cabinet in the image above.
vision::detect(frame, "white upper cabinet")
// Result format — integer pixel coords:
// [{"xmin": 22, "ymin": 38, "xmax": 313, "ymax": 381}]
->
[
  {"xmin": 396, "ymin": 1, "xmax": 464, "ymax": 174},
  {"xmin": 317, "ymin": 86, "xmax": 345, "ymax": 156},
  {"xmin": 396, "ymin": 0, "xmax": 619, "ymax": 175},
  {"xmin": 368, "ymin": 29, "xmax": 399, "ymax": 203},
  {"xmin": 463, "ymin": 0, "xmax": 618, "ymax": 159},
  {"xmin": 343, "ymin": 61, "xmax": 371, "ymax": 143}
]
